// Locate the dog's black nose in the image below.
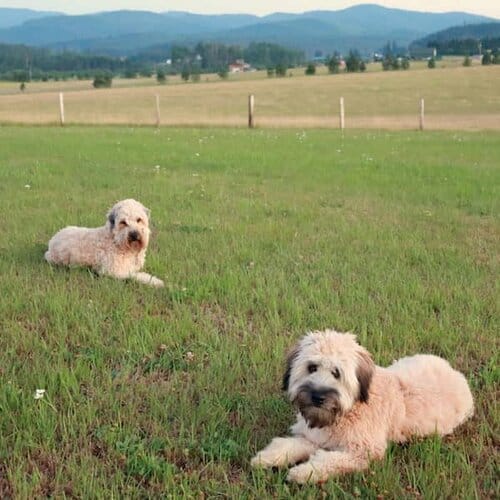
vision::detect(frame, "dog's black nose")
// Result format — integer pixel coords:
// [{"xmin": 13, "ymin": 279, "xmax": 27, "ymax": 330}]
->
[
  {"xmin": 129, "ymin": 230, "xmax": 140, "ymax": 241},
  {"xmin": 311, "ymin": 390, "xmax": 325, "ymax": 407}
]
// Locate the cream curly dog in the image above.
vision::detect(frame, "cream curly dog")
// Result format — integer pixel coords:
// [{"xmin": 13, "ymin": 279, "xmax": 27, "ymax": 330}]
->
[
  {"xmin": 45, "ymin": 199, "xmax": 164, "ymax": 287},
  {"xmin": 252, "ymin": 330, "xmax": 474, "ymax": 483}
]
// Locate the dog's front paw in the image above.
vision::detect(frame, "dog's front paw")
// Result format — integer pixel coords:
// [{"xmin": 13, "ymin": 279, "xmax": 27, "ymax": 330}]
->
[
  {"xmin": 287, "ymin": 462, "xmax": 325, "ymax": 484},
  {"xmin": 251, "ymin": 451, "xmax": 278, "ymax": 469}
]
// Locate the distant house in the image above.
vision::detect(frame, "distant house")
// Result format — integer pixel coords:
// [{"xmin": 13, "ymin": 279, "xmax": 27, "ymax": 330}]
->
[
  {"xmin": 312, "ymin": 55, "xmax": 326, "ymax": 64},
  {"xmin": 228, "ymin": 59, "xmax": 252, "ymax": 73},
  {"xmin": 409, "ymin": 47, "xmax": 437, "ymax": 60}
]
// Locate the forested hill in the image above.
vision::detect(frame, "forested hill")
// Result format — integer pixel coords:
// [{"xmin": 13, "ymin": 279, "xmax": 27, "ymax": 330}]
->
[
  {"xmin": 410, "ymin": 22, "xmax": 500, "ymax": 55},
  {"xmin": 0, "ymin": 4, "xmax": 495, "ymax": 57},
  {"xmin": 0, "ymin": 7, "xmax": 62, "ymax": 29}
]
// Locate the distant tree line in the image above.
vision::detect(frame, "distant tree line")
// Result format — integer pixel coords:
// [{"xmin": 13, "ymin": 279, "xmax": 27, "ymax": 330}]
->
[
  {"xmin": 0, "ymin": 41, "xmax": 305, "ymax": 82},
  {"xmin": 481, "ymin": 49, "xmax": 500, "ymax": 65},
  {"xmin": 168, "ymin": 41, "xmax": 305, "ymax": 73},
  {"xmin": 0, "ymin": 43, "xmax": 132, "ymax": 81},
  {"xmin": 426, "ymin": 37, "xmax": 500, "ymax": 56}
]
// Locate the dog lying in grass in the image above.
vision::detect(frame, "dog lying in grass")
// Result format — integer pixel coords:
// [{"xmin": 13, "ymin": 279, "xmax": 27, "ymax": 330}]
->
[
  {"xmin": 252, "ymin": 330, "xmax": 474, "ymax": 483},
  {"xmin": 45, "ymin": 198, "xmax": 164, "ymax": 287}
]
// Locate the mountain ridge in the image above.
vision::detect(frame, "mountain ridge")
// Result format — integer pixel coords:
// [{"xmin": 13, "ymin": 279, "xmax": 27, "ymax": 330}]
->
[{"xmin": 0, "ymin": 4, "xmax": 496, "ymax": 56}]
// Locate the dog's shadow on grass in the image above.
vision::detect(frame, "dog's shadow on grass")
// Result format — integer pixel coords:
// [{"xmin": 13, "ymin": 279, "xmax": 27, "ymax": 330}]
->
[
  {"xmin": 7, "ymin": 243, "xmax": 98, "ymax": 282},
  {"xmin": 3, "ymin": 242, "xmax": 48, "ymax": 267}
]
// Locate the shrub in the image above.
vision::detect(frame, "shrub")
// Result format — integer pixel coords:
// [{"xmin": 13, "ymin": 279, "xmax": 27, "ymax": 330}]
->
[
  {"xmin": 181, "ymin": 67, "xmax": 190, "ymax": 82},
  {"xmin": 217, "ymin": 67, "xmax": 228, "ymax": 79},
  {"xmin": 427, "ymin": 57, "xmax": 436, "ymax": 69},
  {"xmin": 156, "ymin": 69, "xmax": 166, "ymax": 84},
  {"xmin": 266, "ymin": 67, "xmax": 275, "ymax": 77},
  {"xmin": 327, "ymin": 55, "xmax": 341, "ymax": 74},
  {"xmin": 481, "ymin": 52, "xmax": 492, "ymax": 65},
  {"xmin": 123, "ymin": 69, "xmax": 137, "ymax": 79},
  {"xmin": 345, "ymin": 50, "xmax": 362, "ymax": 72},
  {"xmin": 275, "ymin": 63, "xmax": 287, "ymax": 77},
  {"xmin": 93, "ymin": 72, "xmax": 112, "ymax": 88},
  {"xmin": 463, "ymin": 55, "xmax": 472, "ymax": 67},
  {"xmin": 382, "ymin": 55, "xmax": 404, "ymax": 71},
  {"xmin": 305, "ymin": 63, "xmax": 316, "ymax": 75}
]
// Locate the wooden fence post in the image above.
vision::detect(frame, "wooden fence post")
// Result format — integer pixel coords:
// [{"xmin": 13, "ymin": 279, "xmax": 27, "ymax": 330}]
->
[
  {"xmin": 248, "ymin": 94, "xmax": 255, "ymax": 128},
  {"xmin": 339, "ymin": 96, "xmax": 345, "ymax": 130},
  {"xmin": 419, "ymin": 98, "xmax": 425, "ymax": 131},
  {"xmin": 155, "ymin": 94, "xmax": 161, "ymax": 128},
  {"xmin": 59, "ymin": 92, "xmax": 65, "ymax": 126}
]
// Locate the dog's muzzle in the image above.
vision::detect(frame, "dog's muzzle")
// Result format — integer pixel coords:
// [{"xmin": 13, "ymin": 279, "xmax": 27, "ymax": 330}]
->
[
  {"xmin": 127, "ymin": 230, "xmax": 142, "ymax": 246},
  {"xmin": 293, "ymin": 384, "xmax": 340, "ymax": 428}
]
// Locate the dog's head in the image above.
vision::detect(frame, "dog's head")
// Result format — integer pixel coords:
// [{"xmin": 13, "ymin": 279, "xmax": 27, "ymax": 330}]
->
[
  {"xmin": 283, "ymin": 330, "xmax": 375, "ymax": 428},
  {"xmin": 106, "ymin": 199, "xmax": 151, "ymax": 251}
]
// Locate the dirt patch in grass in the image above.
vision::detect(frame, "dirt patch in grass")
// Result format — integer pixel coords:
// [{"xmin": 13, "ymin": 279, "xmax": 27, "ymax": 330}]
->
[
  {"xmin": 0, "ymin": 462, "xmax": 14, "ymax": 499},
  {"xmin": 26, "ymin": 450, "xmax": 75, "ymax": 497}
]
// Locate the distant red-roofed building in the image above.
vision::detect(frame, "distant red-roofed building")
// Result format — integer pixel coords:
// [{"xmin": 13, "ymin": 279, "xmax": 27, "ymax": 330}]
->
[{"xmin": 228, "ymin": 59, "xmax": 252, "ymax": 73}]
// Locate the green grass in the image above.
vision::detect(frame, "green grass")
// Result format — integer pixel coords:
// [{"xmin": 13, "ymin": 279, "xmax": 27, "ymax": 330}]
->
[{"xmin": 0, "ymin": 126, "xmax": 498, "ymax": 498}]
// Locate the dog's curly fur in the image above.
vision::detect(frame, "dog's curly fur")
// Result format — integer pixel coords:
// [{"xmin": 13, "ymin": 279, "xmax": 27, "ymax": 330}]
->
[
  {"xmin": 45, "ymin": 199, "xmax": 164, "ymax": 287},
  {"xmin": 251, "ymin": 330, "xmax": 474, "ymax": 483}
]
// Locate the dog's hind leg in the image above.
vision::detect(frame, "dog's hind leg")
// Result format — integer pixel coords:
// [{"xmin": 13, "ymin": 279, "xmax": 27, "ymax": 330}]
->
[{"xmin": 251, "ymin": 436, "xmax": 318, "ymax": 468}]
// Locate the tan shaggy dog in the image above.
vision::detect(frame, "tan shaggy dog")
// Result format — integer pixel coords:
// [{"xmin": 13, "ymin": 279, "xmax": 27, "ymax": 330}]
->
[
  {"xmin": 251, "ymin": 330, "xmax": 474, "ymax": 483},
  {"xmin": 45, "ymin": 199, "xmax": 164, "ymax": 287}
]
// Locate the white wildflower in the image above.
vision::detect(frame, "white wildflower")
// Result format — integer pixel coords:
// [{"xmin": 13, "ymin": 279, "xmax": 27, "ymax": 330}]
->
[{"xmin": 34, "ymin": 389, "xmax": 46, "ymax": 400}]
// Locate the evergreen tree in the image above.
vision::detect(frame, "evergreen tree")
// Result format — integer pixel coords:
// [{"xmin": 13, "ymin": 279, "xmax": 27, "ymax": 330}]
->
[
  {"xmin": 327, "ymin": 54, "xmax": 341, "ymax": 74},
  {"xmin": 156, "ymin": 68, "xmax": 166, "ymax": 84},
  {"xmin": 181, "ymin": 66, "xmax": 190, "ymax": 81},
  {"xmin": 275, "ymin": 63, "xmax": 287, "ymax": 77},
  {"xmin": 305, "ymin": 63, "xmax": 316, "ymax": 75},
  {"xmin": 345, "ymin": 50, "xmax": 362, "ymax": 72}
]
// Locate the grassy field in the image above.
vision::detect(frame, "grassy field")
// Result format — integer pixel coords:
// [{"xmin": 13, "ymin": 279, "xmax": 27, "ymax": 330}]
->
[
  {"xmin": 0, "ymin": 57, "xmax": 473, "ymax": 96},
  {"xmin": 0, "ymin": 60, "xmax": 499, "ymax": 129},
  {"xmin": 0, "ymin": 125, "xmax": 498, "ymax": 498}
]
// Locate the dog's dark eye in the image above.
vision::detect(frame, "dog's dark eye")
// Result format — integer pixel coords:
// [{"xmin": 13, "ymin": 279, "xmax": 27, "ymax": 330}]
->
[
  {"xmin": 307, "ymin": 363, "xmax": 318, "ymax": 374},
  {"xmin": 332, "ymin": 367, "xmax": 340, "ymax": 379},
  {"xmin": 120, "ymin": 220, "xmax": 128, "ymax": 227},
  {"xmin": 136, "ymin": 218, "xmax": 143, "ymax": 224}
]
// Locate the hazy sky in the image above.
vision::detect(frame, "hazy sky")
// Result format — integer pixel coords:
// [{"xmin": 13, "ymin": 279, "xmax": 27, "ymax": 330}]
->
[{"xmin": 1, "ymin": 1, "xmax": 500, "ymax": 18}]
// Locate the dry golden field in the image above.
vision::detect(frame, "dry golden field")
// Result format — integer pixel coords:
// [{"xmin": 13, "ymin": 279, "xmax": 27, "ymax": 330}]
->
[{"xmin": 0, "ymin": 59, "xmax": 498, "ymax": 129}]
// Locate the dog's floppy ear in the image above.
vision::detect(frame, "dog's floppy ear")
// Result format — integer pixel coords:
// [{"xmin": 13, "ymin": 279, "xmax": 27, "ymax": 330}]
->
[
  {"xmin": 107, "ymin": 208, "xmax": 116, "ymax": 230},
  {"xmin": 356, "ymin": 348, "xmax": 375, "ymax": 403},
  {"xmin": 282, "ymin": 343, "xmax": 300, "ymax": 391}
]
